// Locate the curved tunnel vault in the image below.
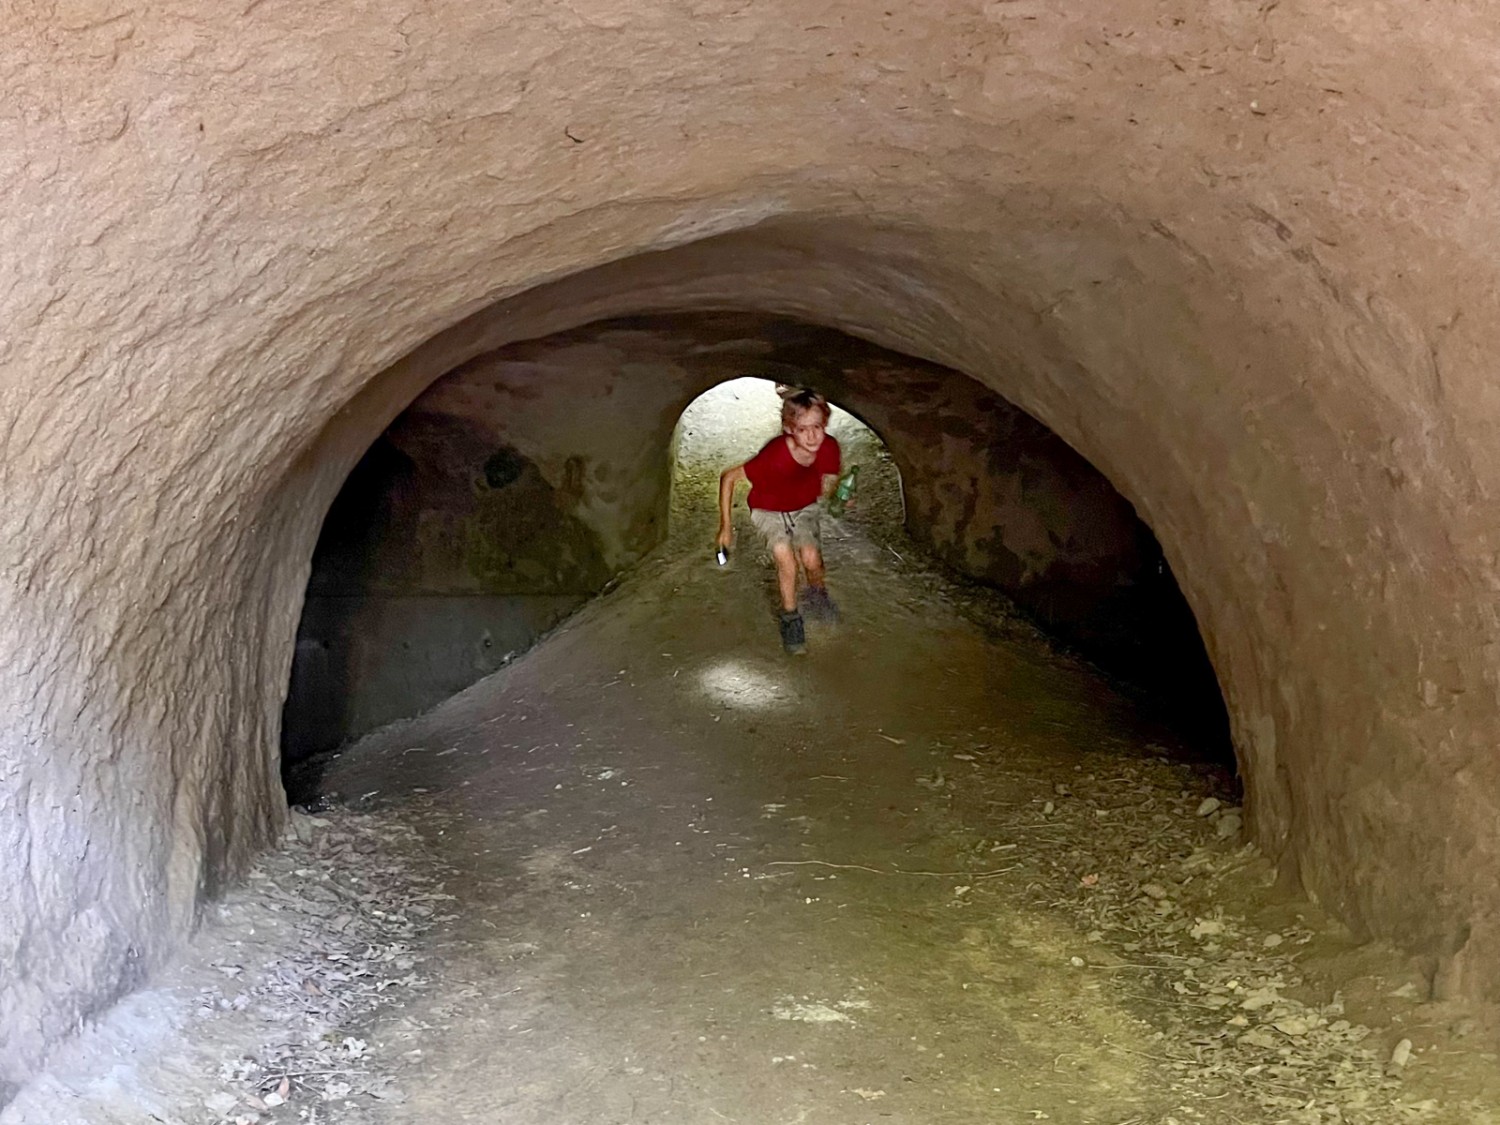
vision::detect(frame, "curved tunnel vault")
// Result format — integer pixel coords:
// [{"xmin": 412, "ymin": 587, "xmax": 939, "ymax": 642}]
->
[
  {"xmin": 280, "ymin": 216, "xmax": 1499, "ymax": 1019},
  {"xmin": 6, "ymin": 0, "xmax": 1500, "ymax": 1096},
  {"xmin": 283, "ymin": 313, "xmax": 1230, "ymax": 785}
]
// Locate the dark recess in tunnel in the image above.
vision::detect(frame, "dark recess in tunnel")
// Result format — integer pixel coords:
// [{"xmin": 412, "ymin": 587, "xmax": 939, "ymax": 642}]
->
[{"xmin": 281, "ymin": 313, "xmax": 1231, "ymax": 797}]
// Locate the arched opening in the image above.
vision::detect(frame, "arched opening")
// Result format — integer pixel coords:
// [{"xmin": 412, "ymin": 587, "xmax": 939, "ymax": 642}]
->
[
  {"xmin": 284, "ymin": 312, "xmax": 1230, "ymax": 797},
  {"xmin": 10, "ymin": 3, "xmax": 1500, "ymax": 1106},
  {"xmin": 19, "ymin": 205, "xmax": 1491, "ymax": 1107},
  {"xmin": 271, "ymin": 316, "xmax": 1363, "ymax": 1125}
]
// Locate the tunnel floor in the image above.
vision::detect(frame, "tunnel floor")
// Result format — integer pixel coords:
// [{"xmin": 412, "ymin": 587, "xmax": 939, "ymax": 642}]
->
[
  {"xmin": 322, "ymin": 532, "xmax": 1242, "ymax": 1123},
  {"xmin": 304, "ymin": 530, "xmax": 1500, "ymax": 1125},
  {"xmin": 16, "ymin": 513, "xmax": 1500, "ymax": 1124},
  {"xmin": 13, "ymin": 387, "xmax": 1500, "ymax": 1124}
]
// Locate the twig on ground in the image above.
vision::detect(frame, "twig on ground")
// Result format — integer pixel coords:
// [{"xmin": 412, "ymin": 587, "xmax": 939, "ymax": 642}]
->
[{"xmin": 767, "ymin": 859, "xmax": 1019, "ymax": 879}]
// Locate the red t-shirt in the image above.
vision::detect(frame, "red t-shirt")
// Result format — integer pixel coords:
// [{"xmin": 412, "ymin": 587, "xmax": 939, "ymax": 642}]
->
[{"xmin": 744, "ymin": 434, "xmax": 841, "ymax": 512}]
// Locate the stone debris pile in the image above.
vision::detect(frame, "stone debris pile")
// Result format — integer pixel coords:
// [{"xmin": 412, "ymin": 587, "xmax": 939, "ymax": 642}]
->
[
  {"xmin": 190, "ymin": 806, "xmax": 455, "ymax": 1124},
  {"xmin": 976, "ymin": 749, "xmax": 1448, "ymax": 1124}
]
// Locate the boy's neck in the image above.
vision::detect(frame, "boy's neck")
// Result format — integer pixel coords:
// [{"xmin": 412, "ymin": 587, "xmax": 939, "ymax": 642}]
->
[{"xmin": 784, "ymin": 434, "xmax": 817, "ymax": 466}]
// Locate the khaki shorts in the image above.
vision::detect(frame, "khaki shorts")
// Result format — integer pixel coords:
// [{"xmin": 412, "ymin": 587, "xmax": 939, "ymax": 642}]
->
[{"xmin": 750, "ymin": 503, "xmax": 823, "ymax": 552}]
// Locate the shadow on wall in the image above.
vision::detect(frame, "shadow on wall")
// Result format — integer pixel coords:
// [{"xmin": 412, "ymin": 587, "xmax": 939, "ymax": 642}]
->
[
  {"xmin": 281, "ymin": 422, "xmax": 610, "ymax": 791},
  {"xmin": 894, "ymin": 393, "xmax": 1230, "ymax": 754},
  {"xmin": 281, "ymin": 328, "xmax": 695, "ymax": 794}
]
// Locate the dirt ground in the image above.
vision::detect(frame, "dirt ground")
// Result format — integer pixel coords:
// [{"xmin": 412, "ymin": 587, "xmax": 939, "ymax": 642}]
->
[{"xmin": 10, "ymin": 381, "xmax": 1500, "ymax": 1125}]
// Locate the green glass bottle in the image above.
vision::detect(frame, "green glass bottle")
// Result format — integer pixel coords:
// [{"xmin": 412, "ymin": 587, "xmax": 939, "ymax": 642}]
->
[{"xmin": 827, "ymin": 464, "xmax": 859, "ymax": 517}]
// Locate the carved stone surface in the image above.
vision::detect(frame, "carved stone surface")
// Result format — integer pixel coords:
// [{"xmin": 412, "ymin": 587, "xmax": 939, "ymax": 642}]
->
[{"xmin": 3, "ymin": 0, "xmax": 1499, "ymax": 1097}]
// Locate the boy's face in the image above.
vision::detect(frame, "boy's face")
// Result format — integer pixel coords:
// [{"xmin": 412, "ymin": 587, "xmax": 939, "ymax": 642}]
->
[{"xmin": 785, "ymin": 407, "xmax": 828, "ymax": 456}]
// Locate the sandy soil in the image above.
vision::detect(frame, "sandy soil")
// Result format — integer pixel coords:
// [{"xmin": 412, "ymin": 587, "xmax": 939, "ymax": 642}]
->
[{"xmin": 9, "ymin": 381, "xmax": 1500, "ymax": 1125}]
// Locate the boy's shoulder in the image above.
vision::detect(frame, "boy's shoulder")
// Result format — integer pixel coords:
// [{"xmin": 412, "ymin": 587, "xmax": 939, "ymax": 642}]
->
[
  {"xmin": 749, "ymin": 434, "xmax": 789, "ymax": 463},
  {"xmin": 819, "ymin": 433, "xmax": 842, "ymax": 466}
]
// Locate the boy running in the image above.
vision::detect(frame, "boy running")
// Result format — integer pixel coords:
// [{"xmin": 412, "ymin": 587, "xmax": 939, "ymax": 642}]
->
[{"xmin": 717, "ymin": 390, "xmax": 842, "ymax": 654}]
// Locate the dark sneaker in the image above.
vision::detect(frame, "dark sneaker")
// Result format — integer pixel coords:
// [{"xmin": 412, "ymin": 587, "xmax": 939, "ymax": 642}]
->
[
  {"xmin": 801, "ymin": 585, "xmax": 841, "ymax": 623},
  {"xmin": 778, "ymin": 610, "xmax": 807, "ymax": 655}
]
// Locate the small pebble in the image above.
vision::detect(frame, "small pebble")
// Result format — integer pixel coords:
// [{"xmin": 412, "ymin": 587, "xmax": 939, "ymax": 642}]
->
[{"xmin": 1387, "ymin": 1037, "xmax": 1413, "ymax": 1075}]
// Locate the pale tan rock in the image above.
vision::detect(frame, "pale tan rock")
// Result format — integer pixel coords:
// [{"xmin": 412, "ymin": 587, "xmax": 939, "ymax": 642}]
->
[{"xmin": 3, "ymin": 0, "xmax": 1500, "ymax": 1100}]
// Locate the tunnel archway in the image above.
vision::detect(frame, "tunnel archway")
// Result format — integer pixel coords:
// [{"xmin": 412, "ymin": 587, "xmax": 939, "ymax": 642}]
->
[
  {"xmin": 11, "ymin": 215, "xmax": 1494, "ymax": 1097},
  {"xmin": 9, "ymin": 4, "xmax": 1500, "ymax": 1089},
  {"xmin": 283, "ymin": 312, "xmax": 1232, "ymax": 787},
  {"xmin": 256, "ymin": 216, "xmax": 1500, "ymax": 1018}
]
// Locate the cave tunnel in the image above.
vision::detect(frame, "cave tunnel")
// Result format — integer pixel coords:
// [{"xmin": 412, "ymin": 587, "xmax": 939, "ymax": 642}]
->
[
  {"xmin": 281, "ymin": 313, "xmax": 1231, "ymax": 792},
  {"xmin": 6, "ymin": 1, "xmax": 1500, "ymax": 1117}
]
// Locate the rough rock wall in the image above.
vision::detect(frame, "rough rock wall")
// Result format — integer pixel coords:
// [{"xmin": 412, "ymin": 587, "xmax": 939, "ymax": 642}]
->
[{"xmin": 5, "ymin": 0, "xmax": 1500, "ymax": 1097}]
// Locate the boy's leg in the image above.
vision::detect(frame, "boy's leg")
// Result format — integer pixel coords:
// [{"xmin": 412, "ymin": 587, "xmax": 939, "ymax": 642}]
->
[
  {"xmin": 790, "ymin": 505, "xmax": 839, "ymax": 622},
  {"xmin": 772, "ymin": 544, "xmax": 806, "ymax": 654},
  {"xmin": 771, "ymin": 541, "xmax": 799, "ymax": 612},
  {"xmin": 750, "ymin": 508, "xmax": 808, "ymax": 653},
  {"xmin": 797, "ymin": 542, "xmax": 826, "ymax": 590},
  {"xmin": 798, "ymin": 543, "xmax": 840, "ymax": 622}
]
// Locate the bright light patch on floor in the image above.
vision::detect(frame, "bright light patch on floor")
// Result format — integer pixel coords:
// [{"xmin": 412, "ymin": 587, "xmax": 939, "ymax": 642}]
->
[{"xmin": 698, "ymin": 660, "xmax": 789, "ymax": 710}]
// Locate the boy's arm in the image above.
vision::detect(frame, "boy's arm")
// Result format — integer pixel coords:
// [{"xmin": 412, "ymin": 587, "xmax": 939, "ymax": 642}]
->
[
  {"xmin": 820, "ymin": 439, "xmax": 842, "ymax": 499},
  {"xmin": 717, "ymin": 464, "xmax": 747, "ymax": 547}
]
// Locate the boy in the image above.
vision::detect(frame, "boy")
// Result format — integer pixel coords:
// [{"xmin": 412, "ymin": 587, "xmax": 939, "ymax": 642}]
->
[{"xmin": 716, "ymin": 389, "xmax": 842, "ymax": 654}]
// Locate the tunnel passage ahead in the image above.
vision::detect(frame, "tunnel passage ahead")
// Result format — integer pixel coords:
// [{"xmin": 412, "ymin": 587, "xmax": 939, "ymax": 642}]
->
[
  {"xmin": 5, "ymin": 0, "xmax": 1500, "ymax": 1098},
  {"xmin": 282, "ymin": 316, "xmax": 1228, "ymax": 773}
]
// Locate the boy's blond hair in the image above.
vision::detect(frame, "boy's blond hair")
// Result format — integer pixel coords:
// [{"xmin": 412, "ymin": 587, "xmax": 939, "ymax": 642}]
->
[{"xmin": 779, "ymin": 388, "xmax": 831, "ymax": 430}]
